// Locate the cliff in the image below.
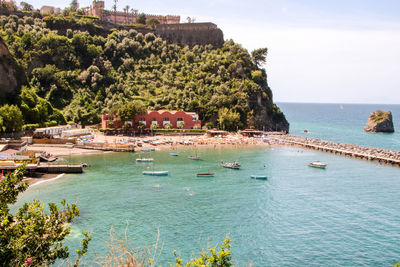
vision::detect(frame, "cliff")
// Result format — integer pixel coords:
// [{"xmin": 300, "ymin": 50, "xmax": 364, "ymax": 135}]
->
[
  {"xmin": 364, "ymin": 110, "xmax": 394, "ymax": 133},
  {"xmin": 0, "ymin": 37, "xmax": 27, "ymax": 104},
  {"xmin": 156, "ymin": 23, "xmax": 224, "ymax": 48}
]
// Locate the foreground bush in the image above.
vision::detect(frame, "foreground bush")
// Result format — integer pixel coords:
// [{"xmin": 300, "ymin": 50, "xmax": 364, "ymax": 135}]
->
[{"xmin": 0, "ymin": 166, "xmax": 91, "ymax": 266}]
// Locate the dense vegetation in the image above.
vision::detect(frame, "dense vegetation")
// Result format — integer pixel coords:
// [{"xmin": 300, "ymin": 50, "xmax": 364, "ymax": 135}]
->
[
  {"xmin": 0, "ymin": 166, "xmax": 91, "ymax": 266},
  {"xmin": 0, "ymin": 13, "xmax": 288, "ymax": 132}
]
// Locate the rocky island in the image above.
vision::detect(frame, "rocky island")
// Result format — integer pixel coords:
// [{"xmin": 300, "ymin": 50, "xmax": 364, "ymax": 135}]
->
[{"xmin": 364, "ymin": 110, "xmax": 394, "ymax": 133}]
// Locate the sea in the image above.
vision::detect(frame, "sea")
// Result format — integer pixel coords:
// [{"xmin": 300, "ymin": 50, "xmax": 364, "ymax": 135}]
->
[{"xmin": 13, "ymin": 103, "xmax": 400, "ymax": 266}]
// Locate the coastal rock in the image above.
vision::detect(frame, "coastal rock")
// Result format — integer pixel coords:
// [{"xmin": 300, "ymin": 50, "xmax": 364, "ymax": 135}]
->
[
  {"xmin": 0, "ymin": 36, "xmax": 27, "ymax": 103},
  {"xmin": 364, "ymin": 110, "xmax": 394, "ymax": 133}
]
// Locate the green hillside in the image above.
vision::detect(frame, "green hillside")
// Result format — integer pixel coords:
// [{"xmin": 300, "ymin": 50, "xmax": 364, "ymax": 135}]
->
[{"xmin": 0, "ymin": 14, "xmax": 289, "ymax": 132}]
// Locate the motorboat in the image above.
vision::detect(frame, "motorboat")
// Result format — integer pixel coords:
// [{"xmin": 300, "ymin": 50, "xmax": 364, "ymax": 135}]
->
[
  {"xmin": 196, "ymin": 173, "xmax": 215, "ymax": 177},
  {"xmin": 188, "ymin": 155, "xmax": 200, "ymax": 160},
  {"xmin": 136, "ymin": 158, "xmax": 154, "ymax": 162},
  {"xmin": 308, "ymin": 161, "xmax": 327, "ymax": 169},
  {"xmin": 142, "ymin": 171, "xmax": 168, "ymax": 176},
  {"xmin": 221, "ymin": 161, "xmax": 240, "ymax": 169},
  {"xmin": 251, "ymin": 175, "xmax": 267, "ymax": 180},
  {"xmin": 141, "ymin": 148, "xmax": 155, "ymax": 152},
  {"xmin": 169, "ymin": 152, "xmax": 179, "ymax": 156}
]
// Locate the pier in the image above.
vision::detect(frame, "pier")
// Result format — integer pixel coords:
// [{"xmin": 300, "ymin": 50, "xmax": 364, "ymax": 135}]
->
[
  {"xmin": 277, "ymin": 135, "xmax": 400, "ymax": 167},
  {"xmin": 0, "ymin": 163, "xmax": 83, "ymax": 174}
]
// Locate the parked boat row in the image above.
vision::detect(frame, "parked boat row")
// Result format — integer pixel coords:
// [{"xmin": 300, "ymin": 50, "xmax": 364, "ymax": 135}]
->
[{"xmin": 137, "ymin": 152, "xmax": 270, "ymax": 180}]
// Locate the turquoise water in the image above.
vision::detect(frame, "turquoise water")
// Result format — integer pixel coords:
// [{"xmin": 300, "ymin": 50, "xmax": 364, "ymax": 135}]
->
[
  {"xmin": 278, "ymin": 103, "xmax": 400, "ymax": 151},
  {"xmin": 16, "ymin": 147, "xmax": 400, "ymax": 266},
  {"xmin": 14, "ymin": 103, "xmax": 400, "ymax": 266}
]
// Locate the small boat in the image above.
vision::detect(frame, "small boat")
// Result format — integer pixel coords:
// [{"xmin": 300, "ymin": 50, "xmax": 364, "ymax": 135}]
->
[
  {"xmin": 188, "ymin": 155, "xmax": 200, "ymax": 160},
  {"xmin": 308, "ymin": 161, "xmax": 327, "ymax": 169},
  {"xmin": 39, "ymin": 155, "xmax": 58, "ymax": 162},
  {"xmin": 136, "ymin": 158, "xmax": 154, "ymax": 162},
  {"xmin": 141, "ymin": 148, "xmax": 155, "ymax": 152},
  {"xmin": 142, "ymin": 171, "xmax": 169, "ymax": 176},
  {"xmin": 81, "ymin": 162, "xmax": 89, "ymax": 167},
  {"xmin": 196, "ymin": 173, "xmax": 215, "ymax": 177},
  {"xmin": 251, "ymin": 175, "xmax": 267, "ymax": 180},
  {"xmin": 169, "ymin": 152, "xmax": 179, "ymax": 156},
  {"xmin": 221, "ymin": 161, "xmax": 240, "ymax": 169}
]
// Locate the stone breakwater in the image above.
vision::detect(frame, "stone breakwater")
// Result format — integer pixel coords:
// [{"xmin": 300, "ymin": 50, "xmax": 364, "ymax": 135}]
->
[{"xmin": 275, "ymin": 135, "xmax": 400, "ymax": 167}]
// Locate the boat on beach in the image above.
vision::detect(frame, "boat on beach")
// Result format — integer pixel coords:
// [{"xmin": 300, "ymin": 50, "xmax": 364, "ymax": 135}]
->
[
  {"xmin": 308, "ymin": 161, "xmax": 327, "ymax": 169},
  {"xmin": 136, "ymin": 158, "xmax": 154, "ymax": 162},
  {"xmin": 251, "ymin": 175, "xmax": 267, "ymax": 180},
  {"xmin": 221, "ymin": 161, "xmax": 240, "ymax": 169},
  {"xmin": 196, "ymin": 173, "xmax": 215, "ymax": 177},
  {"xmin": 142, "ymin": 171, "xmax": 168, "ymax": 176}
]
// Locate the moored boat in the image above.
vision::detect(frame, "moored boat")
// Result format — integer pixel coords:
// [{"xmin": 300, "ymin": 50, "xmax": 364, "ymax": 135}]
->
[
  {"xmin": 221, "ymin": 161, "xmax": 240, "ymax": 169},
  {"xmin": 251, "ymin": 175, "xmax": 267, "ymax": 180},
  {"xmin": 142, "ymin": 171, "xmax": 168, "ymax": 176},
  {"xmin": 141, "ymin": 148, "xmax": 155, "ymax": 152},
  {"xmin": 136, "ymin": 158, "xmax": 154, "ymax": 162},
  {"xmin": 169, "ymin": 152, "xmax": 179, "ymax": 156},
  {"xmin": 188, "ymin": 155, "xmax": 200, "ymax": 160},
  {"xmin": 308, "ymin": 161, "xmax": 327, "ymax": 169},
  {"xmin": 196, "ymin": 173, "xmax": 215, "ymax": 177}
]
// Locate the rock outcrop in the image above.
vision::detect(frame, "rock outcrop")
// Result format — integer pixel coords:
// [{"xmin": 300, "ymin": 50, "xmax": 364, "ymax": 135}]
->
[
  {"xmin": 364, "ymin": 110, "xmax": 394, "ymax": 133},
  {"xmin": 0, "ymin": 36, "xmax": 27, "ymax": 104}
]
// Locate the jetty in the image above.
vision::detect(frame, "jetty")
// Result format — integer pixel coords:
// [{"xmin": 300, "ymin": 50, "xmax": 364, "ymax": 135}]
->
[
  {"xmin": 0, "ymin": 163, "xmax": 83, "ymax": 174},
  {"xmin": 277, "ymin": 135, "xmax": 400, "ymax": 167}
]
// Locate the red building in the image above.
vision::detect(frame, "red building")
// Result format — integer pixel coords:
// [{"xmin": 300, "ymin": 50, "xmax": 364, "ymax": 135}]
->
[{"xmin": 101, "ymin": 110, "xmax": 201, "ymax": 130}]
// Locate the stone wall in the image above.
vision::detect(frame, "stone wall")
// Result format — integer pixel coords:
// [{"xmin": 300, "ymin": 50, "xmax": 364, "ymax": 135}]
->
[{"xmin": 155, "ymin": 22, "xmax": 224, "ymax": 48}]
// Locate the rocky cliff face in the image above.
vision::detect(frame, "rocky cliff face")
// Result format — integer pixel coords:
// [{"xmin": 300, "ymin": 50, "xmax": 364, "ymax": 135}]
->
[
  {"xmin": 0, "ymin": 37, "xmax": 26, "ymax": 104},
  {"xmin": 364, "ymin": 110, "xmax": 394, "ymax": 133}
]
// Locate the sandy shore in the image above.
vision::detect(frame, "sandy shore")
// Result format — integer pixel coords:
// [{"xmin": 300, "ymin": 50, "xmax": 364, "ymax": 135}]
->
[{"xmin": 27, "ymin": 132, "xmax": 287, "ymax": 157}]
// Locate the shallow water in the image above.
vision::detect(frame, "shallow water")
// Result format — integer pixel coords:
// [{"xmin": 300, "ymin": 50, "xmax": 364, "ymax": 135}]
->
[{"xmin": 15, "ymin": 145, "xmax": 400, "ymax": 266}]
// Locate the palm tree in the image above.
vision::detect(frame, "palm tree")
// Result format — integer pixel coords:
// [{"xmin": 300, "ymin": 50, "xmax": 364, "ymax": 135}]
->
[
  {"xmin": 113, "ymin": 0, "xmax": 118, "ymax": 24},
  {"xmin": 124, "ymin": 5, "xmax": 130, "ymax": 24}
]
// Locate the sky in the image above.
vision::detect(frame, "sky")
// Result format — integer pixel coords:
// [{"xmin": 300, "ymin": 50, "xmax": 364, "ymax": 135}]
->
[{"xmin": 25, "ymin": 0, "xmax": 400, "ymax": 104}]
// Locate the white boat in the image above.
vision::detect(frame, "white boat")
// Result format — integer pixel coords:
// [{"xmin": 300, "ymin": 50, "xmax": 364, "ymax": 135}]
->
[
  {"xmin": 136, "ymin": 158, "xmax": 154, "ymax": 162},
  {"xmin": 221, "ymin": 161, "xmax": 240, "ymax": 169},
  {"xmin": 141, "ymin": 148, "xmax": 155, "ymax": 152},
  {"xmin": 308, "ymin": 161, "xmax": 327, "ymax": 169},
  {"xmin": 169, "ymin": 152, "xmax": 179, "ymax": 156},
  {"xmin": 251, "ymin": 175, "xmax": 267, "ymax": 180},
  {"xmin": 142, "ymin": 171, "xmax": 168, "ymax": 176}
]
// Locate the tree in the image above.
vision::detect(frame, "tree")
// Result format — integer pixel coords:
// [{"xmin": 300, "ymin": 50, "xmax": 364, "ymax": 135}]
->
[
  {"xmin": 0, "ymin": 166, "xmax": 91, "ymax": 266},
  {"xmin": 251, "ymin": 48, "xmax": 268, "ymax": 67},
  {"xmin": 136, "ymin": 13, "xmax": 146, "ymax": 25},
  {"xmin": 147, "ymin": 18, "xmax": 160, "ymax": 29},
  {"xmin": 113, "ymin": 0, "xmax": 118, "ymax": 24},
  {"xmin": 70, "ymin": 0, "xmax": 79, "ymax": 12},
  {"xmin": 0, "ymin": 105, "xmax": 23, "ymax": 133},
  {"xmin": 218, "ymin": 108, "xmax": 241, "ymax": 131},
  {"xmin": 124, "ymin": 5, "xmax": 129, "ymax": 24},
  {"xmin": 116, "ymin": 101, "xmax": 146, "ymax": 123},
  {"xmin": 20, "ymin": 1, "xmax": 33, "ymax": 11}
]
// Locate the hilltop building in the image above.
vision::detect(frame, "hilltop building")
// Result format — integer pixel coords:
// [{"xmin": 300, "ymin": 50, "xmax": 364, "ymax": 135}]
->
[
  {"xmin": 102, "ymin": 110, "xmax": 201, "ymax": 130},
  {"xmin": 89, "ymin": 0, "xmax": 180, "ymax": 25}
]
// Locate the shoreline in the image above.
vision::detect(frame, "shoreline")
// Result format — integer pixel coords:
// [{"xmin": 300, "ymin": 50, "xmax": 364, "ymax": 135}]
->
[{"xmin": 23, "ymin": 132, "xmax": 400, "ymax": 186}]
